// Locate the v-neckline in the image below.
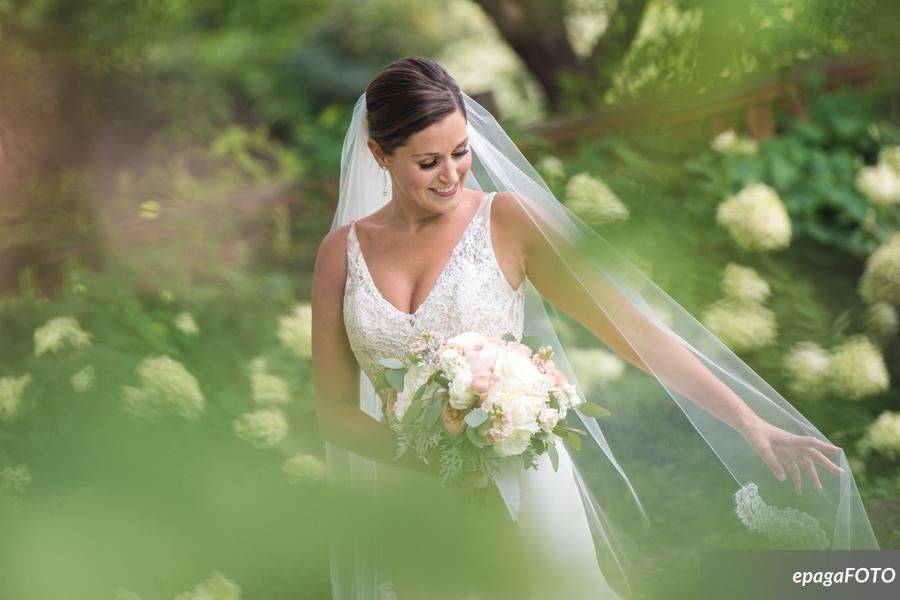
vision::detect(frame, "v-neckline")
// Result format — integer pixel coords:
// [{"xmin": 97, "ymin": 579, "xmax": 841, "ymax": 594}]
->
[{"xmin": 353, "ymin": 193, "xmax": 493, "ymax": 318}]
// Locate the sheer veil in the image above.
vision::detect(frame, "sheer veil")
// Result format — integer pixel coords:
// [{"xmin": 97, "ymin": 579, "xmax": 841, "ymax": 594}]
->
[{"xmin": 325, "ymin": 90, "xmax": 879, "ymax": 598}]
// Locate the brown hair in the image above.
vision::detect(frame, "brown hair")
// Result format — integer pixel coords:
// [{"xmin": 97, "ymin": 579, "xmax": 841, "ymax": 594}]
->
[{"xmin": 365, "ymin": 57, "xmax": 466, "ymax": 155}]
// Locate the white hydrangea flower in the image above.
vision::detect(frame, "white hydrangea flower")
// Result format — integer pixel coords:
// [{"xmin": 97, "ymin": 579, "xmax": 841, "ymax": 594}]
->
[
  {"xmin": 825, "ymin": 336, "xmax": 889, "ymax": 401},
  {"xmin": 33, "ymin": 316, "xmax": 92, "ymax": 356},
  {"xmin": 879, "ymin": 145, "xmax": 900, "ymax": 173},
  {"xmin": 711, "ymin": 129, "xmax": 758, "ymax": 155},
  {"xmin": 565, "ymin": 173, "xmax": 629, "ymax": 225},
  {"xmin": 249, "ymin": 357, "xmax": 290, "ymax": 405},
  {"xmin": 721, "ymin": 263, "xmax": 771, "ymax": 302},
  {"xmin": 716, "ymin": 183, "xmax": 792, "ymax": 251},
  {"xmin": 855, "ymin": 162, "xmax": 900, "ymax": 205},
  {"xmin": 864, "ymin": 302, "xmax": 898, "ymax": 346},
  {"xmin": 173, "ymin": 311, "xmax": 200, "ymax": 336},
  {"xmin": 859, "ymin": 233, "xmax": 900, "ymax": 305},
  {"xmin": 122, "ymin": 356, "xmax": 205, "ymax": 420},
  {"xmin": 0, "ymin": 464, "xmax": 32, "ymax": 495},
  {"xmin": 858, "ymin": 411, "xmax": 900, "ymax": 460},
  {"xmin": 733, "ymin": 482, "xmax": 829, "ymax": 549},
  {"xmin": 282, "ymin": 453, "xmax": 327, "ymax": 485},
  {"xmin": 233, "ymin": 408, "xmax": 288, "ymax": 449},
  {"xmin": 0, "ymin": 373, "xmax": 31, "ymax": 422},
  {"xmin": 536, "ymin": 155, "xmax": 565, "ymax": 180},
  {"xmin": 173, "ymin": 571, "xmax": 241, "ymax": 600},
  {"xmin": 784, "ymin": 342, "xmax": 830, "ymax": 396},
  {"xmin": 701, "ymin": 299, "xmax": 778, "ymax": 353},
  {"xmin": 566, "ymin": 348, "xmax": 625, "ymax": 390},
  {"xmin": 277, "ymin": 303, "xmax": 312, "ymax": 358},
  {"xmin": 70, "ymin": 365, "xmax": 95, "ymax": 394}
]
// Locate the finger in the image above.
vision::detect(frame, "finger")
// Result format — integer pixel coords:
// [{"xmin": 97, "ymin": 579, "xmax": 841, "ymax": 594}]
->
[
  {"xmin": 810, "ymin": 437, "xmax": 842, "ymax": 454},
  {"xmin": 800, "ymin": 456, "xmax": 823, "ymax": 492},
  {"xmin": 789, "ymin": 460, "xmax": 802, "ymax": 494},
  {"xmin": 806, "ymin": 448, "xmax": 845, "ymax": 476},
  {"xmin": 760, "ymin": 445, "xmax": 786, "ymax": 481}
]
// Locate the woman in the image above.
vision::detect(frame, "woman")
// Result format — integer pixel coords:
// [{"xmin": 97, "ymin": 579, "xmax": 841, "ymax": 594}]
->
[{"xmin": 311, "ymin": 57, "xmax": 877, "ymax": 599}]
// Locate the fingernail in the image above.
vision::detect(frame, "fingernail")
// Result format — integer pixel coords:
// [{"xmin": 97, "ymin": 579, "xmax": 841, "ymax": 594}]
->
[{"xmin": 778, "ymin": 472, "xmax": 786, "ymax": 481}]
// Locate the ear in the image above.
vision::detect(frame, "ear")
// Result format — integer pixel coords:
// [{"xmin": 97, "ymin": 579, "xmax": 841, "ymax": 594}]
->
[{"xmin": 366, "ymin": 139, "xmax": 387, "ymax": 169}]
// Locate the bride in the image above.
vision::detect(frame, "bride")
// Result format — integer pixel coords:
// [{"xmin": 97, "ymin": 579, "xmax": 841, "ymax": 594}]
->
[{"xmin": 311, "ymin": 57, "xmax": 878, "ymax": 599}]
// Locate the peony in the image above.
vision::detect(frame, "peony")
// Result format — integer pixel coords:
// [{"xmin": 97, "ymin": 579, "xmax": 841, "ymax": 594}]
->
[
  {"xmin": 493, "ymin": 348, "xmax": 545, "ymax": 385},
  {"xmin": 233, "ymin": 408, "xmax": 288, "ymax": 449},
  {"xmin": 858, "ymin": 411, "xmax": 900, "ymax": 460},
  {"xmin": 493, "ymin": 427, "xmax": 535, "ymax": 457},
  {"xmin": 716, "ymin": 183, "xmax": 792, "ymax": 251},
  {"xmin": 783, "ymin": 342, "xmax": 830, "ymax": 396},
  {"xmin": 825, "ymin": 336, "xmax": 889, "ymax": 401},
  {"xmin": 565, "ymin": 173, "xmax": 629, "ymax": 225},
  {"xmin": 282, "ymin": 453, "xmax": 327, "ymax": 485},
  {"xmin": 277, "ymin": 303, "xmax": 312, "ymax": 358},
  {"xmin": 173, "ymin": 571, "xmax": 241, "ymax": 600},
  {"xmin": 122, "ymin": 355, "xmax": 205, "ymax": 420},
  {"xmin": 702, "ymin": 298, "xmax": 777, "ymax": 353},
  {"xmin": 859, "ymin": 233, "xmax": 900, "ymax": 305},
  {"xmin": 721, "ymin": 263, "xmax": 771, "ymax": 303},
  {"xmin": 855, "ymin": 162, "xmax": 900, "ymax": 205},
  {"xmin": 0, "ymin": 374, "xmax": 31, "ymax": 422},
  {"xmin": 33, "ymin": 316, "xmax": 92, "ymax": 356}
]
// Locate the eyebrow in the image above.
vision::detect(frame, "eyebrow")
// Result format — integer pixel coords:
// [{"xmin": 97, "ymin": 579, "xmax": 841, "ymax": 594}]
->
[{"xmin": 412, "ymin": 138, "xmax": 469, "ymax": 157}]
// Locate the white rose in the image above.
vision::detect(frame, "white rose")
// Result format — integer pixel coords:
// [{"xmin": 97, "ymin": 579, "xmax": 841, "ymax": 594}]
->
[
  {"xmin": 493, "ymin": 427, "xmax": 535, "ymax": 457},
  {"xmin": 448, "ymin": 367, "xmax": 476, "ymax": 410},
  {"xmin": 538, "ymin": 408, "xmax": 560, "ymax": 433},
  {"xmin": 493, "ymin": 348, "xmax": 545, "ymax": 384}
]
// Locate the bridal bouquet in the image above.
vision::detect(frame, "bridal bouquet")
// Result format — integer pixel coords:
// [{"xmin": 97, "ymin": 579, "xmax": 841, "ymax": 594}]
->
[{"xmin": 374, "ymin": 330, "xmax": 610, "ymax": 486}]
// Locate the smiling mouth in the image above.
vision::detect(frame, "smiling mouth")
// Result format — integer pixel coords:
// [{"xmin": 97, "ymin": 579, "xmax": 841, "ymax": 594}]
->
[{"xmin": 428, "ymin": 181, "xmax": 458, "ymax": 197}]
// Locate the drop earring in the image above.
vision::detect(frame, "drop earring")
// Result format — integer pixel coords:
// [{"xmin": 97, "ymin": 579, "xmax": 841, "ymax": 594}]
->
[{"xmin": 381, "ymin": 165, "xmax": 389, "ymax": 200}]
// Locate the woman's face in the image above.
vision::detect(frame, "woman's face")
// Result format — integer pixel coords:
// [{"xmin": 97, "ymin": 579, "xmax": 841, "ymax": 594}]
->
[{"xmin": 369, "ymin": 109, "xmax": 472, "ymax": 215}]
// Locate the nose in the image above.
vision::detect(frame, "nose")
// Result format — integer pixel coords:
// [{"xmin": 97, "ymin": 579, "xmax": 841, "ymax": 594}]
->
[{"xmin": 438, "ymin": 159, "xmax": 458, "ymax": 184}]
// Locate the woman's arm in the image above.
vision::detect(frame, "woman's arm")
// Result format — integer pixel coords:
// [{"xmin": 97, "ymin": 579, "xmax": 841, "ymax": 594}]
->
[
  {"xmin": 311, "ymin": 226, "xmax": 439, "ymax": 476},
  {"xmin": 492, "ymin": 191, "xmax": 760, "ymax": 434}
]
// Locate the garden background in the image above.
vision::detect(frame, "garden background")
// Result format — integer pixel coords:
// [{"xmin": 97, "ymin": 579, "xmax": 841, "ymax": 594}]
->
[{"xmin": 1, "ymin": 1, "xmax": 898, "ymax": 598}]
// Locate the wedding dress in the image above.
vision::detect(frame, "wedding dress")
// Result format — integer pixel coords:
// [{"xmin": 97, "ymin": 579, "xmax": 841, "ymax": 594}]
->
[{"xmin": 335, "ymin": 191, "xmax": 621, "ymax": 599}]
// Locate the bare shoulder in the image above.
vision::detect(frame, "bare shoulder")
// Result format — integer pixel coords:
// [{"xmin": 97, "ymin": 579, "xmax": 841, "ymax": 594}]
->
[
  {"xmin": 312, "ymin": 224, "xmax": 351, "ymax": 293},
  {"xmin": 491, "ymin": 191, "xmax": 540, "ymax": 252}
]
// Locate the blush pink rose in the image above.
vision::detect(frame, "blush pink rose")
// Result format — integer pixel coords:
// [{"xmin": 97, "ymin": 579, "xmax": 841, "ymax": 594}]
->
[
  {"xmin": 469, "ymin": 373, "xmax": 494, "ymax": 395},
  {"xmin": 508, "ymin": 342, "xmax": 533, "ymax": 359},
  {"xmin": 464, "ymin": 342, "xmax": 500, "ymax": 375}
]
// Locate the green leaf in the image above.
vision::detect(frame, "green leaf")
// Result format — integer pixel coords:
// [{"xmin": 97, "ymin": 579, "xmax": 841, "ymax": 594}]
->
[
  {"xmin": 424, "ymin": 391, "xmax": 444, "ymax": 429},
  {"xmin": 464, "ymin": 407, "xmax": 489, "ymax": 428},
  {"xmin": 548, "ymin": 441, "xmax": 559, "ymax": 472},
  {"xmin": 501, "ymin": 332, "xmax": 517, "ymax": 342},
  {"xmin": 578, "ymin": 402, "xmax": 612, "ymax": 418},
  {"xmin": 401, "ymin": 382, "xmax": 430, "ymax": 425},
  {"xmin": 377, "ymin": 357, "xmax": 405, "ymax": 369},
  {"xmin": 564, "ymin": 430, "xmax": 582, "ymax": 452},
  {"xmin": 385, "ymin": 368, "xmax": 406, "ymax": 392},
  {"xmin": 521, "ymin": 335, "xmax": 542, "ymax": 353},
  {"xmin": 374, "ymin": 370, "xmax": 388, "ymax": 391},
  {"xmin": 466, "ymin": 425, "xmax": 485, "ymax": 448}
]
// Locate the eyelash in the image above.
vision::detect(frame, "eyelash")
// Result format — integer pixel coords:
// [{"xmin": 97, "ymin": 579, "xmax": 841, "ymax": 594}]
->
[{"xmin": 419, "ymin": 149, "xmax": 470, "ymax": 170}]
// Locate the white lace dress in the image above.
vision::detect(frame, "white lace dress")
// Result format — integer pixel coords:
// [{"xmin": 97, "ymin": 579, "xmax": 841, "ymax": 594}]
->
[{"xmin": 335, "ymin": 192, "xmax": 621, "ymax": 599}]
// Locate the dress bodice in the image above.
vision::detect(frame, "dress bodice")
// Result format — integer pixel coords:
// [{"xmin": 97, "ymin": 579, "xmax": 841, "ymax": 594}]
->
[{"xmin": 343, "ymin": 191, "xmax": 525, "ymax": 391}]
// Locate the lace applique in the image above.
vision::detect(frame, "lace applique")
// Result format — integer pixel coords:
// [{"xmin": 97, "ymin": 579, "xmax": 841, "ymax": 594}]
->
[
  {"xmin": 733, "ymin": 482, "xmax": 829, "ymax": 549},
  {"xmin": 376, "ymin": 580, "xmax": 398, "ymax": 600},
  {"xmin": 343, "ymin": 192, "xmax": 525, "ymax": 398}
]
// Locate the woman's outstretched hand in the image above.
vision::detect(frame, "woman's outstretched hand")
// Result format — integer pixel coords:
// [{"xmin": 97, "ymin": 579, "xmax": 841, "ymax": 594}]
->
[{"xmin": 739, "ymin": 418, "xmax": 845, "ymax": 494}]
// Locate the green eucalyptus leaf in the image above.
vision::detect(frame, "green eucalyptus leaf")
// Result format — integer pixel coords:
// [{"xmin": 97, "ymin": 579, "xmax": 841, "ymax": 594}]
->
[
  {"xmin": 385, "ymin": 368, "xmax": 406, "ymax": 392},
  {"xmin": 564, "ymin": 430, "xmax": 582, "ymax": 452},
  {"xmin": 424, "ymin": 392, "xmax": 444, "ymax": 429},
  {"xmin": 521, "ymin": 335, "xmax": 542, "ymax": 353},
  {"xmin": 464, "ymin": 407, "xmax": 489, "ymax": 428},
  {"xmin": 466, "ymin": 425, "xmax": 485, "ymax": 448},
  {"xmin": 378, "ymin": 357, "xmax": 405, "ymax": 370},
  {"xmin": 578, "ymin": 402, "xmax": 612, "ymax": 418},
  {"xmin": 548, "ymin": 441, "xmax": 559, "ymax": 472}
]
